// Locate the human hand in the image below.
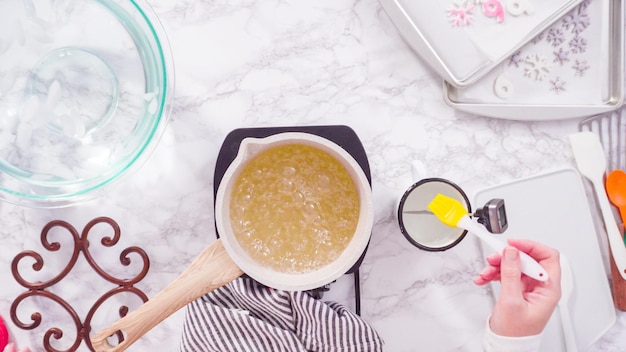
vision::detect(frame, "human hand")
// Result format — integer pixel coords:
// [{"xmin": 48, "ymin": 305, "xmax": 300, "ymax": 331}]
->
[{"xmin": 474, "ymin": 238, "xmax": 561, "ymax": 337}]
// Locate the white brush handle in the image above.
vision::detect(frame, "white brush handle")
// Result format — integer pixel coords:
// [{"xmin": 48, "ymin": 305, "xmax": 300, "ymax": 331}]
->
[
  {"xmin": 590, "ymin": 179, "xmax": 626, "ymax": 280},
  {"xmin": 458, "ymin": 216, "xmax": 549, "ymax": 282}
]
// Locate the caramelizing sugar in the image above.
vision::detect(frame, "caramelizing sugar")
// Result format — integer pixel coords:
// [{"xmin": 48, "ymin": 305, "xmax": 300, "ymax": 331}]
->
[{"xmin": 230, "ymin": 144, "xmax": 360, "ymax": 273}]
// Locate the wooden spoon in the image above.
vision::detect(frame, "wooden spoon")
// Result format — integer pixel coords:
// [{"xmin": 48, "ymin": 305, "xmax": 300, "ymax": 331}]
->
[
  {"xmin": 90, "ymin": 239, "xmax": 243, "ymax": 351},
  {"xmin": 605, "ymin": 170, "xmax": 626, "ymax": 311}
]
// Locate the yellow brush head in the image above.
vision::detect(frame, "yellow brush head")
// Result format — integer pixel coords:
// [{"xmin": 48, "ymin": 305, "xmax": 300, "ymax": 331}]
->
[{"xmin": 427, "ymin": 193, "xmax": 468, "ymax": 228}]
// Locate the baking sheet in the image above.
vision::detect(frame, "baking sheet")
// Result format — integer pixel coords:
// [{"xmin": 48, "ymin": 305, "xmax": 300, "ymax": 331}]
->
[
  {"xmin": 473, "ymin": 168, "xmax": 615, "ymax": 351},
  {"xmin": 380, "ymin": 0, "xmax": 584, "ymax": 87},
  {"xmin": 445, "ymin": 0, "xmax": 624, "ymax": 120}
]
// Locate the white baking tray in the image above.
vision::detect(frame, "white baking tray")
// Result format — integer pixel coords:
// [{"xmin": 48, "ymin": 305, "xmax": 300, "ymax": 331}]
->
[
  {"xmin": 444, "ymin": 0, "xmax": 624, "ymax": 120},
  {"xmin": 380, "ymin": 0, "xmax": 585, "ymax": 87},
  {"xmin": 474, "ymin": 168, "xmax": 616, "ymax": 351}
]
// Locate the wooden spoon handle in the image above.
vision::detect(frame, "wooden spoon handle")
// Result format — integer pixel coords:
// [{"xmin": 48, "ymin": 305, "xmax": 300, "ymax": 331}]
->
[
  {"xmin": 90, "ymin": 239, "xmax": 244, "ymax": 351},
  {"xmin": 610, "ymin": 227, "xmax": 626, "ymax": 311},
  {"xmin": 619, "ymin": 206, "xmax": 626, "ymax": 244}
]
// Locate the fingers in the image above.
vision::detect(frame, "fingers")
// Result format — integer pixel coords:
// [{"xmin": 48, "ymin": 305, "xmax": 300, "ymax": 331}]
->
[
  {"xmin": 486, "ymin": 253, "xmax": 501, "ymax": 267},
  {"xmin": 478, "ymin": 238, "xmax": 561, "ymax": 287},
  {"xmin": 498, "ymin": 247, "xmax": 524, "ymax": 302},
  {"xmin": 507, "ymin": 238, "xmax": 561, "ymax": 283},
  {"xmin": 506, "ymin": 238, "xmax": 559, "ymax": 263},
  {"xmin": 475, "ymin": 253, "xmax": 502, "ymax": 286},
  {"xmin": 474, "ymin": 265, "xmax": 500, "ymax": 285}
]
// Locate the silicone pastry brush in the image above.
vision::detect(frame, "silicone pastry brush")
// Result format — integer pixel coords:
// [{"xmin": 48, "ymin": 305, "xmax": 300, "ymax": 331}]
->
[{"xmin": 428, "ymin": 194, "xmax": 548, "ymax": 282}]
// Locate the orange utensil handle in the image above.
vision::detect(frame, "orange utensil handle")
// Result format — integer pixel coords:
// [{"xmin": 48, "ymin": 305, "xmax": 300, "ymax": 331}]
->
[{"xmin": 90, "ymin": 239, "xmax": 243, "ymax": 351}]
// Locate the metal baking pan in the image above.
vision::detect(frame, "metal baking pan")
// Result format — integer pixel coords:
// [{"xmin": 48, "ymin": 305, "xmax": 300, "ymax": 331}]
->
[
  {"xmin": 444, "ymin": 0, "xmax": 624, "ymax": 121},
  {"xmin": 380, "ymin": 0, "xmax": 585, "ymax": 87}
]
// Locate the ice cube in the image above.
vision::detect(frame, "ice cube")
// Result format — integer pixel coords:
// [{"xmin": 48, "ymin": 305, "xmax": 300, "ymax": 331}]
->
[
  {"xmin": 45, "ymin": 80, "xmax": 62, "ymax": 110},
  {"xmin": 22, "ymin": 0, "xmax": 35, "ymax": 17},
  {"xmin": 75, "ymin": 144, "xmax": 111, "ymax": 161},
  {"xmin": 15, "ymin": 123, "xmax": 32, "ymax": 151},
  {"xmin": 143, "ymin": 92, "xmax": 157, "ymax": 101},
  {"xmin": 20, "ymin": 95, "xmax": 40, "ymax": 122},
  {"xmin": 60, "ymin": 114, "xmax": 86, "ymax": 138},
  {"xmin": 148, "ymin": 99, "xmax": 158, "ymax": 115},
  {"xmin": 0, "ymin": 129, "xmax": 15, "ymax": 149},
  {"xmin": 73, "ymin": 166, "xmax": 98, "ymax": 179}
]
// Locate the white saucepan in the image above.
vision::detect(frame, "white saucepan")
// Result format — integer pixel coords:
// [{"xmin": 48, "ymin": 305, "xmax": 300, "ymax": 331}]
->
[{"xmin": 91, "ymin": 132, "xmax": 373, "ymax": 351}]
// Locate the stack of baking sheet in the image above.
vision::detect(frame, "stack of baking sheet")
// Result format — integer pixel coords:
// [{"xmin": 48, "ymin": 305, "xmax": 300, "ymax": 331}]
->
[{"xmin": 380, "ymin": 0, "xmax": 624, "ymax": 120}]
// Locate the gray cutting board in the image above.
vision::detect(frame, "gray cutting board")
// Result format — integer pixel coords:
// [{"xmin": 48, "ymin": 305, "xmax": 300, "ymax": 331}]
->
[{"xmin": 474, "ymin": 168, "xmax": 615, "ymax": 351}]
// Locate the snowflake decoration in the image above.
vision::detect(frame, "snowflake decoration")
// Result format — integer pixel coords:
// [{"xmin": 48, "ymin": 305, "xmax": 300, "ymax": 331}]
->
[
  {"xmin": 562, "ymin": 7, "xmax": 591, "ymax": 34},
  {"xmin": 448, "ymin": 0, "xmax": 475, "ymax": 27},
  {"xmin": 553, "ymin": 48, "xmax": 570, "ymax": 66},
  {"xmin": 508, "ymin": 51, "xmax": 524, "ymax": 68},
  {"xmin": 568, "ymin": 36, "xmax": 587, "ymax": 54},
  {"xmin": 546, "ymin": 28, "xmax": 565, "ymax": 47},
  {"xmin": 549, "ymin": 77, "xmax": 567, "ymax": 94},
  {"xmin": 524, "ymin": 54, "xmax": 551, "ymax": 81},
  {"xmin": 572, "ymin": 59, "xmax": 590, "ymax": 77},
  {"xmin": 578, "ymin": 0, "xmax": 592, "ymax": 12}
]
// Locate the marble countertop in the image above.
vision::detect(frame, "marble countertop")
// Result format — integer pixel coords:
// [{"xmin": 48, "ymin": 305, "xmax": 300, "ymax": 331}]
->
[{"xmin": 1, "ymin": 0, "xmax": 625, "ymax": 351}]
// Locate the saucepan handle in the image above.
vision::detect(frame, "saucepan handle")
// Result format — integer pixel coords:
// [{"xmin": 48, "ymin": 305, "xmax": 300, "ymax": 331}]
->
[{"xmin": 90, "ymin": 239, "xmax": 243, "ymax": 352}]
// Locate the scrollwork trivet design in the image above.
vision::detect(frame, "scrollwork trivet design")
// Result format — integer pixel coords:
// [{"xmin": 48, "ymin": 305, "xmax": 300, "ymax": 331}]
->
[{"xmin": 10, "ymin": 217, "xmax": 150, "ymax": 352}]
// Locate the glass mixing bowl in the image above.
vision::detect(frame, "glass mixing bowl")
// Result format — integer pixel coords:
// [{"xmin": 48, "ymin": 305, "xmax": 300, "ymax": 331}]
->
[{"xmin": 0, "ymin": 0, "xmax": 173, "ymax": 207}]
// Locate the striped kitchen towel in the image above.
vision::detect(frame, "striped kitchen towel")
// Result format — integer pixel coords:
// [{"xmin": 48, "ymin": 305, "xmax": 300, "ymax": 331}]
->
[{"xmin": 180, "ymin": 277, "xmax": 384, "ymax": 352}]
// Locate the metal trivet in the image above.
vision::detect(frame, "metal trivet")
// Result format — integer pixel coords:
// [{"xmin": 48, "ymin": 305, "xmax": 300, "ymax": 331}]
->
[
  {"xmin": 213, "ymin": 125, "xmax": 372, "ymax": 315},
  {"xmin": 10, "ymin": 217, "xmax": 150, "ymax": 352}
]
